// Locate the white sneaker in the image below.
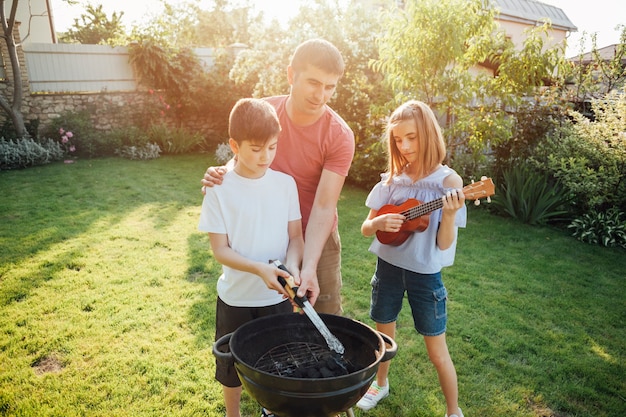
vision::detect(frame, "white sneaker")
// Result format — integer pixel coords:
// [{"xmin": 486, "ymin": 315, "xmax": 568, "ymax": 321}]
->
[
  {"xmin": 356, "ymin": 379, "xmax": 389, "ymax": 411},
  {"xmin": 446, "ymin": 407, "xmax": 464, "ymax": 417}
]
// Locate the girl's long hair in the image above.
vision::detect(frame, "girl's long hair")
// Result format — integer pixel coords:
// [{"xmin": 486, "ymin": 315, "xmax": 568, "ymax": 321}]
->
[{"xmin": 384, "ymin": 100, "xmax": 446, "ymax": 184}]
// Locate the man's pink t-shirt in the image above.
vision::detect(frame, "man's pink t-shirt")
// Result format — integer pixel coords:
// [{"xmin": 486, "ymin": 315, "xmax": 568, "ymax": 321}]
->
[{"xmin": 265, "ymin": 95, "xmax": 355, "ymax": 232}]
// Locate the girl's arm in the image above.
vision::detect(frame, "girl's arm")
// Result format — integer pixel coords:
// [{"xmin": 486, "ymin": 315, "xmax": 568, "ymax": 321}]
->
[
  {"xmin": 437, "ymin": 173, "xmax": 465, "ymax": 250},
  {"xmin": 361, "ymin": 208, "xmax": 405, "ymax": 237}
]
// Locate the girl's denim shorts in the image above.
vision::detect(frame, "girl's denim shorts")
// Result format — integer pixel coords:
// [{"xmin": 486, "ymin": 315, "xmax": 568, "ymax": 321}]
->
[{"xmin": 369, "ymin": 258, "xmax": 448, "ymax": 336}]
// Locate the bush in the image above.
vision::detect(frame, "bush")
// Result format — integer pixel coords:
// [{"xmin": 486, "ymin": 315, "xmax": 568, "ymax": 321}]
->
[
  {"xmin": 530, "ymin": 92, "xmax": 626, "ymax": 216},
  {"xmin": 0, "ymin": 137, "xmax": 64, "ymax": 170},
  {"xmin": 115, "ymin": 143, "xmax": 161, "ymax": 160},
  {"xmin": 0, "ymin": 119, "xmax": 40, "ymax": 139},
  {"xmin": 147, "ymin": 123, "xmax": 205, "ymax": 154},
  {"xmin": 490, "ymin": 163, "xmax": 571, "ymax": 225},
  {"xmin": 348, "ymin": 137, "xmax": 387, "ymax": 189},
  {"xmin": 568, "ymin": 208, "xmax": 626, "ymax": 249},
  {"xmin": 214, "ymin": 142, "xmax": 233, "ymax": 165},
  {"xmin": 40, "ymin": 110, "xmax": 101, "ymax": 158}
]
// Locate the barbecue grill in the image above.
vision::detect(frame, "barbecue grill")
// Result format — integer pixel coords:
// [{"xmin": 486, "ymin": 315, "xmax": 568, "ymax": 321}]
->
[{"xmin": 213, "ymin": 312, "xmax": 397, "ymax": 417}]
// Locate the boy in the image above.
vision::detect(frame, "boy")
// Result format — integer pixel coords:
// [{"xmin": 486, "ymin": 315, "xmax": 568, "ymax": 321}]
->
[{"xmin": 198, "ymin": 98, "xmax": 304, "ymax": 417}]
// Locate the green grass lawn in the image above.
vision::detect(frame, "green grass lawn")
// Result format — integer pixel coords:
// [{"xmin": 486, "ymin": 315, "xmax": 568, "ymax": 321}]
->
[{"xmin": 1, "ymin": 155, "xmax": 624, "ymax": 417}]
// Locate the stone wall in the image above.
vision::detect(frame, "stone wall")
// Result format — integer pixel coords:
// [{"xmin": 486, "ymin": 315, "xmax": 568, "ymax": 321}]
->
[{"xmin": 0, "ymin": 24, "xmax": 219, "ymax": 140}]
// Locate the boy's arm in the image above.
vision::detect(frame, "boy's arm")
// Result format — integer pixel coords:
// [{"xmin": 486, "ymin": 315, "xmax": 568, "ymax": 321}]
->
[{"xmin": 208, "ymin": 233, "xmax": 290, "ymax": 295}]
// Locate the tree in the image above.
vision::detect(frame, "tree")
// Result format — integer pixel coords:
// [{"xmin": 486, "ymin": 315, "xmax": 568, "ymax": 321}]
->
[
  {"xmin": 372, "ymin": 0, "xmax": 570, "ymax": 180},
  {"xmin": 0, "ymin": 0, "xmax": 27, "ymax": 137},
  {"xmin": 58, "ymin": 3, "xmax": 125, "ymax": 45}
]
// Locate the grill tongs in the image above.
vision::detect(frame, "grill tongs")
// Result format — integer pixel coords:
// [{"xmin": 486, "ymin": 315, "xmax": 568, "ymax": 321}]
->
[{"xmin": 271, "ymin": 260, "xmax": 345, "ymax": 355}]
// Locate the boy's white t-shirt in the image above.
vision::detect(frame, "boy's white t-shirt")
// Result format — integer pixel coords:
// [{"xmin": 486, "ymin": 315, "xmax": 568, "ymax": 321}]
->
[{"xmin": 198, "ymin": 168, "xmax": 301, "ymax": 307}]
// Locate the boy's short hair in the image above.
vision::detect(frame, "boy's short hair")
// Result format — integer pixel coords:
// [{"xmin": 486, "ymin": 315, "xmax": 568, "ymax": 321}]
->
[
  {"xmin": 229, "ymin": 98, "xmax": 281, "ymax": 145},
  {"xmin": 290, "ymin": 39, "xmax": 345, "ymax": 77}
]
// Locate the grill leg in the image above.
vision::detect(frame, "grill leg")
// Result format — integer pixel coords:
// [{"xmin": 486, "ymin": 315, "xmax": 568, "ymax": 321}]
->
[{"xmin": 345, "ymin": 408, "xmax": 355, "ymax": 417}]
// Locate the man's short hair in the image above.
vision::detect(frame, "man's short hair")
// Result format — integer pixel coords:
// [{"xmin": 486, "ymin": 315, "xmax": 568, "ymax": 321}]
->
[
  {"xmin": 290, "ymin": 39, "xmax": 345, "ymax": 77},
  {"xmin": 229, "ymin": 98, "xmax": 281, "ymax": 145}
]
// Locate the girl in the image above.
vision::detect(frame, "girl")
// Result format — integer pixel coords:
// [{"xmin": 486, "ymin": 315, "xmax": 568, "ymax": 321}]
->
[{"xmin": 357, "ymin": 100, "xmax": 466, "ymax": 417}]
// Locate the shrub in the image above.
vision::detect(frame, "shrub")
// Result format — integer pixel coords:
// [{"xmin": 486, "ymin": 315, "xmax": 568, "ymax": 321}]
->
[
  {"xmin": 568, "ymin": 208, "xmax": 626, "ymax": 249},
  {"xmin": 147, "ymin": 123, "xmax": 204, "ymax": 154},
  {"xmin": 115, "ymin": 143, "xmax": 161, "ymax": 160},
  {"xmin": 0, "ymin": 119, "xmax": 39, "ymax": 139},
  {"xmin": 348, "ymin": 136, "xmax": 387, "ymax": 189},
  {"xmin": 40, "ymin": 110, "xmax": 101, "ymax": 158},
  {"xmin": 0, "ymin": 137, "xmax": 63, "ymax": 170},
  {"xmin": 214, "ymin": 142, "xmax": 233, "ymax": 165},
  {"xmin": 490, "ymin": 163, "xmax": 571, "ymax": 225},
  {"xmin": 530, "ymin": 92, "xmax": 626, "ymax": 216}
]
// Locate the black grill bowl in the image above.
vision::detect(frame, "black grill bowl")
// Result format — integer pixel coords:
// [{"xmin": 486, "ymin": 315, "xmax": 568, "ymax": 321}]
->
[{"xmin": 213, "ymin": 313, "xmax": 397, "ymax": 417}]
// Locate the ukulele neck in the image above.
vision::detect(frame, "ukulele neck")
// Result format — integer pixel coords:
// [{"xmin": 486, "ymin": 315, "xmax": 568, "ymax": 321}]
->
[{"xmin": 404, "ymin": 199, "xmax": 443, "ymax": 220}]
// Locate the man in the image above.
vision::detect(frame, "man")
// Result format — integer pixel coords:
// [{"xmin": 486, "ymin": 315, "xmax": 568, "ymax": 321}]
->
[{"xmin": 202, "ymin": 39, "xmax": 354, "ymax": 315}]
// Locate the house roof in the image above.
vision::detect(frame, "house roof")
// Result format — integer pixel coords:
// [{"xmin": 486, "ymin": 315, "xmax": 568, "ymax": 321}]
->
[
  {"xmin": 492, "ymin": 0, "xmax": 578, "ymax": 32},
  {"xmin": 569, "ymin": 44, "xmax": 626, "ymax": 64}
]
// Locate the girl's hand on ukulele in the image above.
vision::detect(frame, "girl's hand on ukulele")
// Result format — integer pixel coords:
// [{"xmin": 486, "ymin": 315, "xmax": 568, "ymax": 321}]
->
[
  {"xmin": 442, "ymin": 189, "xmax": 465, "ymax": 212},
  {"xmin": 377, "ymin": 213, "xmax": 406, "ymax": 232}
]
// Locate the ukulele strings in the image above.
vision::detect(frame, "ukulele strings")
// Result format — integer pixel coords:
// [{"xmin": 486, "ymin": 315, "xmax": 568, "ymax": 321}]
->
[{"xmin": 401, "ymin": 200, "xmax": 443, "ymax": 220}]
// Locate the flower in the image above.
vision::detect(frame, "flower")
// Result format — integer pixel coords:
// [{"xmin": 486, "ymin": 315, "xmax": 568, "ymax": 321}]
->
[{"xmin": 58, "ymin": 127, "xmax": 76, "ymax": 157}]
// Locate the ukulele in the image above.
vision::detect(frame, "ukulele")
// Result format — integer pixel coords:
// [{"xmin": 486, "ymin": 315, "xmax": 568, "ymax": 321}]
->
[{"xmin": 375, "ymin": 177, "xmax": 495, "ymax": 246}]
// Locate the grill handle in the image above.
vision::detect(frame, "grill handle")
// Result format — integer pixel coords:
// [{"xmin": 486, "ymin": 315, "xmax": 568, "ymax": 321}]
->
[
  {"xmin": 212, "ymin": 333, "xmax": 234, "ymax": 366},
  {"xmin": 378, "ymin": 331, "xmax": 398, "ymax": 362}
]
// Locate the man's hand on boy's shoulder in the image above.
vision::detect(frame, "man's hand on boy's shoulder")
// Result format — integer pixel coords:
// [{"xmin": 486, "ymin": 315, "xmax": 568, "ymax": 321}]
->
[{"xmin": 201, "ymin": 166, "xmax": 227, "ymax": 193}]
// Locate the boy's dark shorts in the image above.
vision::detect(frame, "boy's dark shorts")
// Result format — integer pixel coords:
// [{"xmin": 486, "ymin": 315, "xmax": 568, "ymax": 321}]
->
[{"xmin": 214, "ymin": 296, "xmax": 292, "ymax": 387}]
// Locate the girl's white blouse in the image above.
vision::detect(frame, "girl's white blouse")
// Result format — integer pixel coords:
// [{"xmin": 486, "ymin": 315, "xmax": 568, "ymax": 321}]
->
[{"xmin": 365, "ymin": 165, "xmax": 467, "ymax": 274}]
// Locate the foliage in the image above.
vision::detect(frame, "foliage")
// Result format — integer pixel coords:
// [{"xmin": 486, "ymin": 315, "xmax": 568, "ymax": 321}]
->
[
  {"xmin": 567, "ymin": 26, "xmax": 626, "ymax": 102},
  {"xmin": 491, "ymin": 101, "xmax": 563, "ymax": 176},
  {"xmin": 40, "ymin": 110, "xmax": 102, "ymax": 158},
  {"xmin": 490, "ymin": 163, "xmax": 571, "ymax": 225},
  {"xmin": 147, "ymin": 123, "xmax": 205, "ymax": 154},
  {"xmin": 194, "ymin": 1, "xmax": 263, "ymax": 48},
  {"xmin": 214, "ymin": 142, "xmax": 233, "ymax": 164},
  {"xmin": 127, "ymin": 38, "xmax": 251, "ymax": 143},
  {"xmin": 568, "ymin": 207, "xmax": 626, "ymax": 248},
  {"xmin": 371, "ymin": 0, "xmax": 572, "ymax": 183},
  {"xmin": 58, "ymin": 4, "xmax": 125, "ymax": 45},
  {"xmin": 530, "ymin": 91, "xmax": 626, "ymax": 215},
  {"xmin": 373, "ymin": 0, "xmax": 498, "ymax": 106},
  {"xmin": 115, "ymin": 142, "xmax": 161, "ymax": 160},
  {"xmin": 0, "ymin": 137, "xmax": 63, "ymax": 170},
  {"xmin": 226, "ymin": 0, "xmax": 393, "ymax": 188},
  {"xmin": 349, "ymin": 135, "xmax": 387, "ymax": 190},
  {"xmin": 0, "ymin": 118, "xmax": 39, "ymax": 139},
  {"xmin": 128, "ymin": 39, "xmax": 204, "ymax": 125}
]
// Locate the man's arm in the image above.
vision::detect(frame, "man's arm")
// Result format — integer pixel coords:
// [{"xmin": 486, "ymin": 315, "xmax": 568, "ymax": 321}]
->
[
  {"xmin": 284, "ymin": 219, "xmax": 305, "ymax": 283},
  {"xmin": 296, "ymin": 169, "xmax": 346, "ymax": 304}
]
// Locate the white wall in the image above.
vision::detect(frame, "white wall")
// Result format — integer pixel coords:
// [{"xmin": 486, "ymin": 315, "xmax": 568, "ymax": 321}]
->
[{"xmin": 7, "ymin": 0, "xmax": 54, "ymax": 44}]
